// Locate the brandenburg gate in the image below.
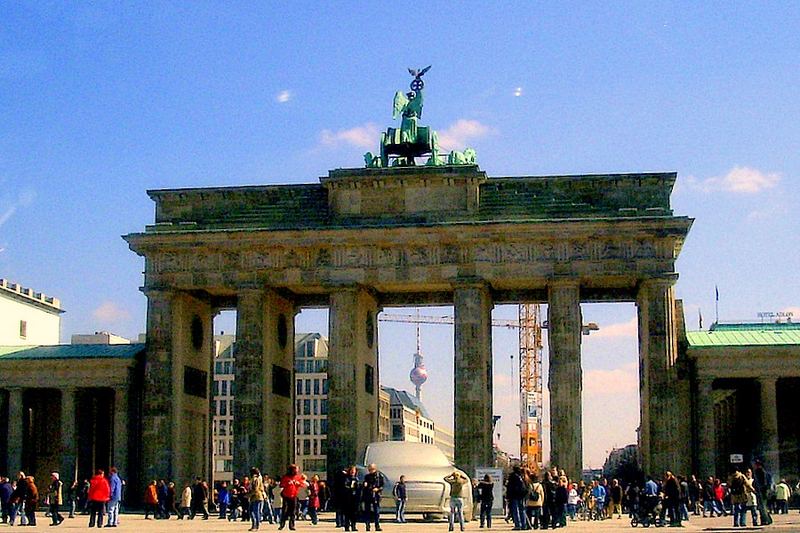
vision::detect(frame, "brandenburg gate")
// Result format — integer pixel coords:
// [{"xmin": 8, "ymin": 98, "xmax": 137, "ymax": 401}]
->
[{"xmin": 124, "ymin": 71, "xmax": 693, "ymax": 482}]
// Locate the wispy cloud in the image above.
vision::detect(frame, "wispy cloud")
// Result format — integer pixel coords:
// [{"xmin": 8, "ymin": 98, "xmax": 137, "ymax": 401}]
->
[
  {"xmin": 437, "ymin": 119, "xmax": 493, "ymax": 151},
  {"xmin": 319, "ymin": 122, "xmax": 380, "ymax": 150},
  {"xmin": 0, "ymin": 188, "xmax": 36, "ymax": 229},
  {"xmin": 687, "ymin": 166, "xmax": 780, "ymax": 194},
  {"xmin": 584, "ymin": 361, "xmax": 639, "ymax": 396},
  {"xmin": 747, "ymin": 204, "xmax": 788, "ymax": 221},
  {"xmin": 590, "ymin": 316, "xmax": 638, "ymax": 339},
  {"xmin": 93, "ymin": 301, "xmax": 131, "ymax": 323},
  {"xmin": 275, "ymin": 90, "xmax": 292, "ymax": 104}
]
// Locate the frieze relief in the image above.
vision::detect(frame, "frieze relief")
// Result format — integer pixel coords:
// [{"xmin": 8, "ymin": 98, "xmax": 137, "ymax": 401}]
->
[{"xmin": 151, "ymin": 237, "xmax": 673, "ymax": 275}]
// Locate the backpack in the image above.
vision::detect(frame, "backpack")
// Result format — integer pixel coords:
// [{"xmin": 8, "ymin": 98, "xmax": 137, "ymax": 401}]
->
[
  {"xmin": 730, "ymin": 476, "xmax": 744, "ymax": 496},
  {"xmin": 530, "ymin": 483, "xmax": 540, "ymax": 502}
]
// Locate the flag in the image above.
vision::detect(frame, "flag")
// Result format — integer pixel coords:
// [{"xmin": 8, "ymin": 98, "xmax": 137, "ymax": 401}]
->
[
  {"xmin": 699, "ymin": 309, "xmax": 703, "ymax": 329},
  {"xmin": 715, "ymin": 285, "xmax": 719, "ymax": 302}
]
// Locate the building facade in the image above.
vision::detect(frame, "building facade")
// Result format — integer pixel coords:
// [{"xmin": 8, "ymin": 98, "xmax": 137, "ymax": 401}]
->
[
  {"xmin": 384, "ymin": 386, "xmax": 436, "ymax": 444},
  {"xmin": 294, "ymin": 333, "xmax": 329, "ymax": 478},
  {"xmin": 684, "ymin": 320, "xmax": 800, "ymax": 481},
  {"xmin": 0, "ymin": 278, "xmax": 62, "ymax": 346},
  {"xmin": 211, "ymin": 334, "xmax": 235, "ymax": 482},
  {"xmin": 0, "ymin": 342, "xmax": 144, "ymax": 500}
]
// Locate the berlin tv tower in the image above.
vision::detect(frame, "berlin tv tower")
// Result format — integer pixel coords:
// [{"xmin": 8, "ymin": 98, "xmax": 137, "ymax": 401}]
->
[{"xmin": 409, "ymin": 310, "xmax": 428, "ymax": 399}]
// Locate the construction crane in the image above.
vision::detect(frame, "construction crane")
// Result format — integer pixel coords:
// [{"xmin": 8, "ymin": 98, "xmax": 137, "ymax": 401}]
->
[{"xmin": 518, "ymin": 304, "xmax": 543, "ymax": 472}]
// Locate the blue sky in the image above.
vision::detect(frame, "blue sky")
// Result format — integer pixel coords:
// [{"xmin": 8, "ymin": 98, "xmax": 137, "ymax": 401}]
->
[{"xmin": 2, "ymin": 2, "xmax": 798, "ymax": 468}]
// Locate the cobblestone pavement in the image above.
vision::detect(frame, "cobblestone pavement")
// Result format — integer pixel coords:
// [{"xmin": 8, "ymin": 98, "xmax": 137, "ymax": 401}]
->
[{"xmin": 11, "ymin": 511, "xmax": 800, "ymax": 531}]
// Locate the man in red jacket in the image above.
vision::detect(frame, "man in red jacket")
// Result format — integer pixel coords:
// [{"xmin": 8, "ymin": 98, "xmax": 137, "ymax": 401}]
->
[
  {"xmin": 87, "ymin": 469, "xmax": 111, "ymax": 528},
  {"xmin": 279, "ymin": 465, "xmax": 303, "ymax": 531}
]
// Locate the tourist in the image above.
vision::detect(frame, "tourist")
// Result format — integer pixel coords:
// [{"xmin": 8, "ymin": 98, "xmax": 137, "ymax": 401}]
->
[
  {"xmin": 65, "ymin": 480, "xmax": 77, "ymax": 518},
  {"xmin": 744, "ymin": 469, "xmax": 759, "ymax": 526},
  {"xmin": 591, "ymin": 479, "xmax": 606, "ymax": 520},
  {"xmin": 688, "ymin": 475, "xmax": 701, "ymax": 516},
  {"xmin": 218, "ymin": 480, "xmax": 230, "ymax": 519},
  {"xmin": 342, "ymin": 466, "xmax": 360, "ymax": 532},
  {"xmin": 662, "ymin": 471, "xmax": 681, "ymax": 527},
  {"xmin": 154, "ymin": 479, "xmax": 167, "ymax": 519},
  {"xmin": 443, "ymin": 471, "xmax": 467, "ymax": 532},
  {"xmin": 0, "ymin": 476, "xmax": 11, "ymax": 524},
  {"xmin": 296, "ymin": 474, "xmax": 309, "ymax": 521},
  {"xmin": 190, "ymin": 477, "xmax": 209, "ymax": 519},
  {"xmin": 178, "ymin": 483, "xmax": 191, "ymax": 519},
  {"xmin": 143, "ymin": 480, "xmax": 158, "ymax": 519},
  {"xmin": 87, "ymin": 469, "xmax": 110, "ymax": 528},
  {"xmin": 333, "ymin": 467, "xmax": 348, "ymax": 528},
  {"xmin": 278, "ymin": 464, "xmax": 303, "ymax": 531},
  {"xmin": 307, "ymin": 474, "xmax": 321, "ymax": 525},
  {"xmin": 107, "ymin": 467, "xmax": 122, "ymax": 527},
  {"xmin": 271, "ymin": 476, "xmax": 282, "ymax": 524},
  {"xmin": 261, "ymin": 476, "xmax": 274, "ymax": 524},
  {"xmin": 678, "ymin": 476, "xmax": 690, "ymax": 521},
  {"xmin": 318, "ymin": 480, "xmax": 330, "ymax": 512},
  {"xmin": 728, "ymin": 467, "xmax": 748, "ymax": 527},
  {"xmin": 9, "ymin": 472, "xmax": 27, "ymax": 526},
  {"xmin": 553, "ymin": 475, "xmax": 569, "ymax": 527},
  {"xmin": 753, "ymin": 460, "xmax": 773, "ymax": 525},
  {"xmin": 248, "ymin": 467, "xmax": 266, "ymax": 531},
  {"xmin": 609, "ymin": 478, "xmax": 623, "ymax": 519},
  {"xmin": 47, "ymin": 472, "xmax": 65, "ymax": 526},
  {"xmin": 392, "ymin": 475, "xmax": 407, "ymax": 523},
  {"xmin": 477, "ymin": 474, "xmax": 494, "ymax": 529},
  {"xmin": 167, "ymin": 481, "xmax": 178, "ymax": 517},
  {"xmin": 525, "ymin": 472, "xmax": 543, "ymax": 529},
  {"xmin": 566, "ymin": 481, "xmax": 579, "ymax": 521},
  {"xmin": 775, "ymin": 478, "xmax": 791, "ymax": 514},
  {"xmin": 362, "ymin": 463, "xmax": 386, "ymax": 532},
  {"xmin": 23, "ymin": 475, "xmax": 38, "ymax": 526},
  {"xmin": 506, "ymin": 465, "xmax": 527, "ymax": 530}
]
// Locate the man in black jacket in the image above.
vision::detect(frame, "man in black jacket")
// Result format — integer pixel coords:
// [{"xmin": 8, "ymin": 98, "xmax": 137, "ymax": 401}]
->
[{"xmin": 362, "ymin": 464, "xmax": 385, "ymax": 531}]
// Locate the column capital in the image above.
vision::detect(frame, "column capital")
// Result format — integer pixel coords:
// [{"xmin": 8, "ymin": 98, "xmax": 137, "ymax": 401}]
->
[
  {"xmin": 451, "ymin": 277, "xmax": 492, "ymax": 291},
  {"xmin": 547, "ymin": 277, "xmax": 581, "ymax": 289},
  {"xmin": 758, "ymin": 376, "xmax": 778, "ymax": 386},
  {"xmin": 639, "ymin": 274, "xmax": 679, "ymax": 290},
  {"xmin": 141, "ymin": 286, "xmax": 176, "ymax": 298}
]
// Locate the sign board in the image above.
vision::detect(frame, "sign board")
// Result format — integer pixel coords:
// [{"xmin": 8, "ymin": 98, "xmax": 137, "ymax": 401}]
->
[
  {"xmin": 757, "ymin": 311, "xmax": 794, "ymax": 319},
  {"xmin": 474, "ymin": 467, "xmax": 504, "ymax": 516},
  {"xmin": 730, "ymin": 454, "xmax": 744, "ymax": 464}
]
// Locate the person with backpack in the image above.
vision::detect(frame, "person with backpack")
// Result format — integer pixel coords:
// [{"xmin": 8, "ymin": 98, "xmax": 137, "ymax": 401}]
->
[
  {"xmin": 728, "ymin": 468, "xmax": 749, "ymax": 527},
  {"xmin": 524, "ymin": 473, "xmax": 543, "ymax": 529},
  {"xmin": 477, "ymin": 474, "xmax": 495, "ymax": 529}
]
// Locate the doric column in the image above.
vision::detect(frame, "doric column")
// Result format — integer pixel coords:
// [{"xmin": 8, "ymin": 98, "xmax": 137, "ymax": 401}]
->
[
  {"xmin": 140, "ymin": 289, "xmax": 176, "ymax": 482},
  {"xmin": 759, "ymin": 377, "xmax": 780, "ymax": 480},
  {"xmin": 61, "ymin": 387, "xmax": 77, "ymax": 484},
  {"xmin": 327, "ymin": 287, "xmax": 379, "ymax": 480},
  {"xmin": 453, "ymin": 282, "xmax": 494, "ymax": 475},
  {"xmin": 696, "ymin": 379, "xmax": 716, "ymax": 478},
  {"xmin": 7, "ymin": 388, "xmax": 23, "ymax": 475},
  {"xmin": 233, "ymin": 289, "xmax": 295, "ymax": 478},
  {"xmin": 140, "ymin": 289, "xmax": 214, "ymax": 486},
  {"xmin": 637, "ymin": 277, "xmax": 677, "ymax": 476},
  {"xmin": 113, "ymin": 387, "xmax": 129, "ymax": 478},
  {"xmin": 547, "ymin": 280, "xmax": 582, "ymax": 478}
]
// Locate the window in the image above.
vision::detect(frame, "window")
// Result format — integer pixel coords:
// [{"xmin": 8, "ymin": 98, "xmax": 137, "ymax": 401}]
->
[
  {"xmin": 220, "ymin": 400, "xmax": 227, "ymax": 416},
  {"xmin": 320, "ymin": 439, "xmax": 327, "ymax": 454},
  {"xmin": 313, "ymin": 379, "xmax": 320, "ymax": 395},
  {"xmin": 303, "ymin": 439, "xmax": 311, "ymax": 456},
  {"xmin": 304, "ymin": 379, "xmax": 311, "ymax": 395},
  {"xmin": 296, "ymin": 400, "xmax": 301, "ymax": 414},
  {"xmin": 221, "ymin": 381, "xmax": 228, "ymax": 396},
  {"xmin": 303, "ymin": 419, "xmax": 311, "ymax": 435},
  {"xmin": 321, "ymin": 399, "xmax": 328, "ymax": 415},
  {"xmin": 212, "ymin": 381, "xmax": 219, "ymax": 396},
  {"xmin": 305, "ymin": 341, "xmax": 315, "ymax": 357},
  {"xmin": 296, "ymin": 380, "xmax": 303, "ymax": 396},
  {"xmin": 322, "ymin": 378, "xmax": 329, "ymax": 394},
  {"xmin": 224, "ymin": 361, "xmax": 232, "ymax": 374},
  {"xmin": 321, "ymin": 419, "xmax": 328, "ymax": 435},
  {"xmin": 312, "ymin": 399, "xmax": 318, "ymax": 415},
  {"xmin": 296, "ymin": 419, "xmax": 302, "ymax": 434},
  {"xmin": 315, "ymin": 360, "xmax": 327, "ymax": 373},
  {"xmin": 365, "ymin": 364, "xmax": 374, "ymax": 395},
  {"xmin": 215, "ymin": 362, "xmax": 223, "ymax": 374},
  {"xmin": 296, "ymin": 440, "xmax": 302, "ymax": 455},
  {"xmin": 219, "ymin": 420, "xmax": 227, "ymax": 436}
]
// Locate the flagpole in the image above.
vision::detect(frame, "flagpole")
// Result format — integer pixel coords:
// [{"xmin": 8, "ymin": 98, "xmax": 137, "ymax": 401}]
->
[{"xmin": 715, "ymin": 285, "xmax": 719, "ymax": 324}]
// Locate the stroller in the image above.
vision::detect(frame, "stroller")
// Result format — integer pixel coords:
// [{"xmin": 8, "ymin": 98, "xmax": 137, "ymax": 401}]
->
[{"xmin": 630, "ymin": 495, "xmax": 665, "ymax": 527}]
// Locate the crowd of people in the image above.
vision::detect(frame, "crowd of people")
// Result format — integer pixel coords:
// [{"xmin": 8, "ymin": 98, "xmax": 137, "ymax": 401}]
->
[{"xmin": 1, "ymin": 460, "xmax": 798, "ymax": 530}]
